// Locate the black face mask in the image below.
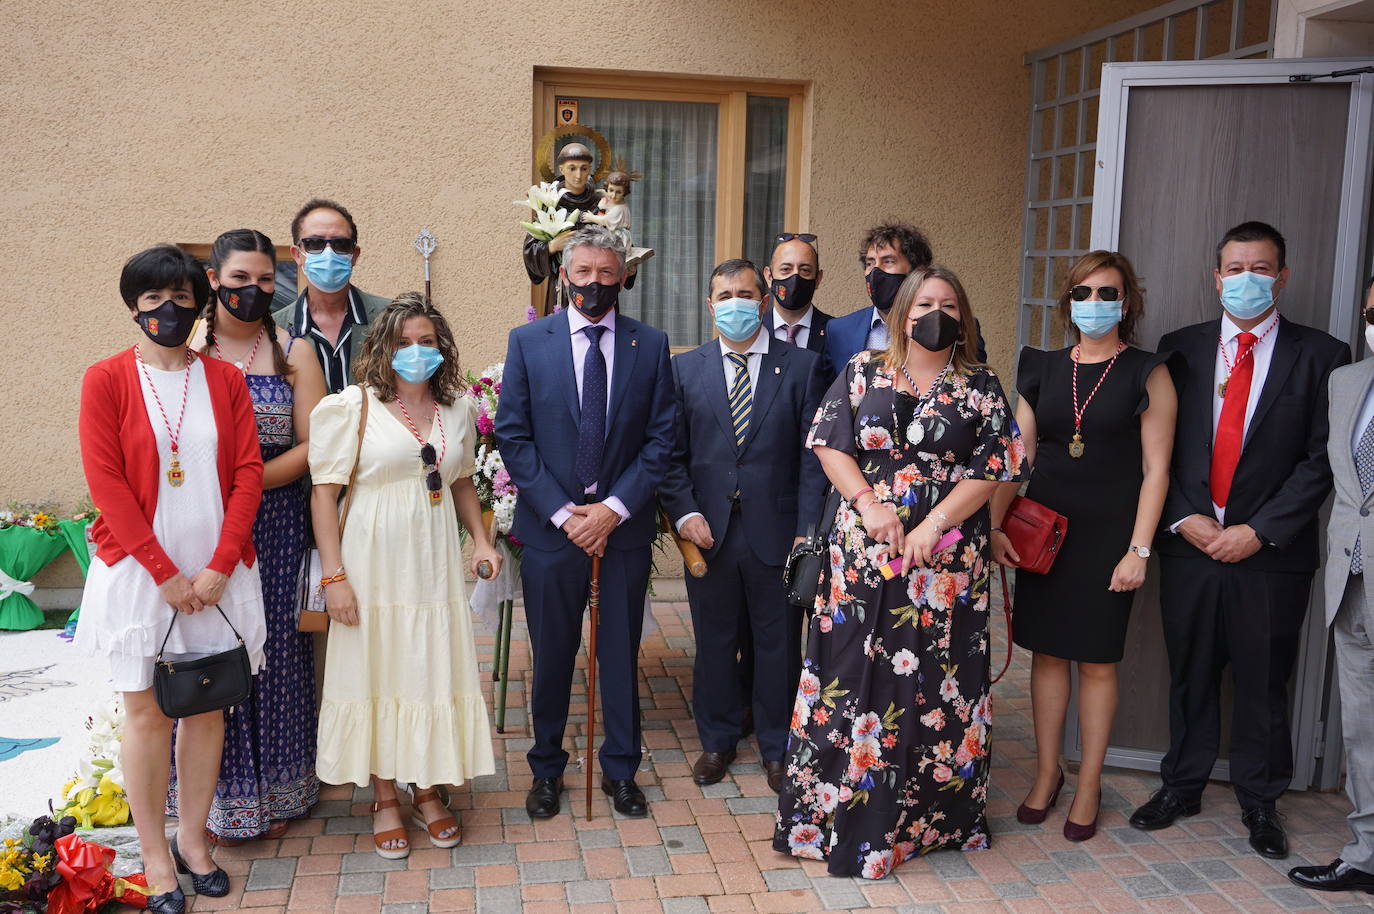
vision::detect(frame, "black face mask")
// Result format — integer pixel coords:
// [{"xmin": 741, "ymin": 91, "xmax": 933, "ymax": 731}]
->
[
  {"xmin": 565, "ymin": 280, "xmax": 620, "ymax": 319},
  {"xmin": 134, "ymin": 299, "xmax": 199, "ymax": 347},
  {"xmin": 217, "ymin": 283, "xmax": 274, "ymax": 323},
  {"xmin": 770, "ymin": 273, "xmax": 817, "ymax": 312},
  {"xmin": 910, "ymin": 310, "xmax": 961, "ymax": 352},
  {"xmin": 866, "ymin": 268, "xmax": 907, "ymax": 313}
]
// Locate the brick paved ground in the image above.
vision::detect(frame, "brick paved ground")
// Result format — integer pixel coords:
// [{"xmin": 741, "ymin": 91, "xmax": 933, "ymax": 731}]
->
[{"xmin": 175, "ymin": 592, "xmax": 1373, "ymax": 914}]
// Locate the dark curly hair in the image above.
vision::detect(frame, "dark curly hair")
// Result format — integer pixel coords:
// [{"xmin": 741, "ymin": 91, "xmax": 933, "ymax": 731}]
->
[
  {"xmin": 857, "ymin": 222, "xmax": 933, "ymax": 272},
  {"xmin": 351, "ymin": 292, "xmax": 463, "ymax": 404}
]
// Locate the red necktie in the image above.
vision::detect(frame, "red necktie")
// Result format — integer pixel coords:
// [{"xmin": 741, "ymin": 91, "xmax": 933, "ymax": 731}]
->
[{"xmin": 1210, "ymin": 331, "xmax": 1257, "ymax": 508}]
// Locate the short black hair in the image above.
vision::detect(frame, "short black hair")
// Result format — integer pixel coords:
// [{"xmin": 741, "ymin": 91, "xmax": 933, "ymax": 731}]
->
[
  {"xmin": 291, "ymin": 198, "xmax": 358, "ymax": 244},
  {"xmin": 119, "ymin": 244, "xmax": 211, "ymax": 310},
  {"xmin": 858, "ymin": 222, "xmax": 933, "ymax": 271},
  {"xmin": 1216, "ymin": 221, "xmax": 1286, "ymax": 271},
  {"xmin": 709, "ymin": 258, "xmax": 767, "ymax": 297}
]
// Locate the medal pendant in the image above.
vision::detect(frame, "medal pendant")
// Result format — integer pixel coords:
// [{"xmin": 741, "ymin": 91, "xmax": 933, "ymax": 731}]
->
[
  {"xmin": 429, "ymin": 489, "xmax": 442, "ymax": 506},
  {"xmin": 167, "ymin": 455, "xmax": 184, "ymax": 487},
  {"xmin": 906, "ymin": 419, "xmax": 924, "ymax": 444},
  {"xmin": 1218, "ymin": 379, "xmax": 1229, "ymax": 399},
  {"xmin": 1068, "ymin": 433, "xmax": 1085, "ymax": 458}
]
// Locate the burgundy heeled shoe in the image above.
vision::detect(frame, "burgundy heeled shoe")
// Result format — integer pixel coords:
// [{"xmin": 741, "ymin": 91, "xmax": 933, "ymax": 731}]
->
[
  {"xmin": 1016, "ymin": 768, "xmax": 1065, "ymax": 824},
  {"xmin": 1063, "ymin": 790, "xmax": 1101, "ymax": 841}
]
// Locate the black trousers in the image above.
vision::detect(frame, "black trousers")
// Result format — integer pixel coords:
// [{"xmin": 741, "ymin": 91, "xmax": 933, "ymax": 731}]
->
[
  {"xmin": 521, "ymin": 541, "xmax": 651, "ymax": 781},
  {"xmin": 1159, "ymin": 554, "xmax": 1312, "ymax": 809},
  {"xmin": 684, "ymin": 513, "xmax": 800, "ymax": 761}
]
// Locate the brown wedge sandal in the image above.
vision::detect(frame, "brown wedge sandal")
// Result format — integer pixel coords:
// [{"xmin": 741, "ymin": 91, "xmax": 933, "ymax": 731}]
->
[
  {"xmin": 411, "ymin": 788, "xmax": 461, "ymax": 848},
  {"xmin": 371, "ymin": 797, "xmax": 411, "ymax": 859}
]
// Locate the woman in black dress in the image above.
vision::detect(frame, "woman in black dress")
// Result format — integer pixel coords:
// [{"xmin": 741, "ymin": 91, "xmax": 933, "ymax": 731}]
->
[
  {"xmin": 990, "ymin": 251, "xmax": 1177, "ymax": 841},
  {"xmin": 775, "ymin": 266, "xmax": 1025, "ymax": 878}
]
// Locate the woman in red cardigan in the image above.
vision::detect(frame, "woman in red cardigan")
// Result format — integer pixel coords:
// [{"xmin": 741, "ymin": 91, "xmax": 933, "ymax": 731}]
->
[{"xmin": 76, "ymin": 244, "xmax": 266, "ymax": 914}]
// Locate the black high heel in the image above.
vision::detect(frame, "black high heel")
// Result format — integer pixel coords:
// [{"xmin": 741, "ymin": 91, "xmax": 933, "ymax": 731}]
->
[
  {"xmin": 170, "ymin": 832, "xmax": 230, "ymax": 897},
  {"xmin": 145, "ymin": 886, "xmax": 186, "ymax": 914}
]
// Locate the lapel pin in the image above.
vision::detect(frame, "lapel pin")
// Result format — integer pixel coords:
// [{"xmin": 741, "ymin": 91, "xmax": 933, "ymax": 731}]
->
[
  {"xmin": 631, "ymin": 339, "xmax": 637, "ymax": 347},
  {"xmin": 774, "ymin": 366, "xmax": 781, "ymax": 374}
]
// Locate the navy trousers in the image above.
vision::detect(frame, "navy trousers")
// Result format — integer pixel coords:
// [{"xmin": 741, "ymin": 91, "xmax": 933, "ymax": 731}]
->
[
  {"xmin": 521, "ymin": 540, "xmax": 651, "ymax": 781},
  {"xmin": 684, "ymin": 513, "xmax": 800, "ymax": 761}
]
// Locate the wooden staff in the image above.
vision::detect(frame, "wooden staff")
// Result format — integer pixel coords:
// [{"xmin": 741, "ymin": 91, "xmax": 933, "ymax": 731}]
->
[
  {"xmin": 585, "ymin": 554, "xmax": 601, "ymax": 819},
  {"xmin": 658, "ymin": 506, "xmax": 707, "ymax": 578}
]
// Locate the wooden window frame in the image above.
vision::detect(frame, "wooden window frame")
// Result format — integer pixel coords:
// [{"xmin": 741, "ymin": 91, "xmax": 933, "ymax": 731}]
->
[{"xmin": 531, "ymin": 68, "xmax": 808, "ymax": 345}]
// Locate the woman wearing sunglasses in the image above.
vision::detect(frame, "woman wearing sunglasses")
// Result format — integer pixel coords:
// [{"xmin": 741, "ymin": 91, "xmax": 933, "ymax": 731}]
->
[
  {"xmin": 76, "ymin": 245, "xmax": 267, "ymax": 912},
  {"xmin": 308, "ymin": 292, "xmax": 499, "ymax": 858},
  {"xmin": 990, "ymin": 250, "xmax": 1178, "ymax": 841}
]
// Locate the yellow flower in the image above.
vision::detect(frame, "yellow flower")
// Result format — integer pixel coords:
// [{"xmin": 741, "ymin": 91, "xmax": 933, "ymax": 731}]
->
[{"xmin": 0, "ymin": 867, "xmax": 24, "ymax": 891}]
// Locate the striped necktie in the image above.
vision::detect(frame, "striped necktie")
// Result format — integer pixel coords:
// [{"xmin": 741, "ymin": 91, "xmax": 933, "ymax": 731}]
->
[{"xmin": 727, "ymin": 352, "xmax": 752, "ymax": 448}]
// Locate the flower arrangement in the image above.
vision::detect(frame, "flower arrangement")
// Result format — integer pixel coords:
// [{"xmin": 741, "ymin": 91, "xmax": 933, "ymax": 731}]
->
[
  {"xmin": 514, "ymin": 182, "xmax": 583, "ymax": 243},
  {"xmin": 0, "ymin": 814, "xmax": 148, "ymax": 912},
  {"xmin": 54, "ymin": 698, "xmax": 130, "ymax": 829},
  {"xmin": 464, "ymin": 365, "xmax": 519, "ymax": 548},
  {"xmin": 0, "ymin": 506, "xmax": 58, "ymax": 534}
]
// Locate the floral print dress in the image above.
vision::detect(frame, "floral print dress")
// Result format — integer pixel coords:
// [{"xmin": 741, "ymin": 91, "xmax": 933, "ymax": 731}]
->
[{"xmin": 773, "ymin": 351, "xmax": 1025, "ymax": 878}]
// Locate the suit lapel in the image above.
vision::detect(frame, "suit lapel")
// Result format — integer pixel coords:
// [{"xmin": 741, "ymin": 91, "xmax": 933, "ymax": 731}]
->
[
  {"xmin": 606, "ymin": 318, "xmax": 639, "ymax": 436},
  {"xmin": 1186, "ymin": 321, "xmax": 1220, "ymax": 460},
  {"xmin": 1242, "ymin": 318, "xmax": 1298, "ymax": 451},
  {"xmin": 701, "ymin": 343, "xmax": 735, "ymax": 444},
  {"xmin": 1331, "ymin": 363, "xmax": 1366, "ymax": 497},
  {"xmin": 549, "ymin": 311, "xmax": 580, "ymax": 424},
  {"xmin": 742, "ymin": 339, "xmax": 786, "ymax": 452},
  {"xmin": 809, "ymin": 314, "xmax": 827, "ymax": 353}
]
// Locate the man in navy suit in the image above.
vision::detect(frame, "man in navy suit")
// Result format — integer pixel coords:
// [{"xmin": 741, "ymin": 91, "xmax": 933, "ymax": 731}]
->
[
  {"xmin": 496, "ymin": 226, "xmax": 675, "ymax": 819},
  {"xmin": 763, "ymin": 233, "xmax": 834, "ymax": 374},
  {"xmin": 660, "ymin": 259, "xmax": 828, "ymax": 793},
  {"xmin": 822, "ymin": 222, "xmax": 933, "ymax": 377}
]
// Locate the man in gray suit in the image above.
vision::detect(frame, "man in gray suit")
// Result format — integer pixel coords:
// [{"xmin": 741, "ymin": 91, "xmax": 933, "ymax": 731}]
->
[{"xmin": 1290, "ymin": 275, "xmax": 1374, "ymax": 897}]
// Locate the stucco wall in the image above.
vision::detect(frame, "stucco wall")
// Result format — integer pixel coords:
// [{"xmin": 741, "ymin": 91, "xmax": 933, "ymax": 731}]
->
[{"xmin": 2, "ymin": 0, "xmax": 1158, "ymax": 514}]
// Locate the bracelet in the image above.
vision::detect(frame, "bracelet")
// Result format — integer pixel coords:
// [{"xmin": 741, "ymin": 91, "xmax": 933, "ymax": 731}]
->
[
  {"xmin": 320, "ymin": 569, "xmax": 347, "ymax": 587},
  {"xmin": 852, "ymin": 486, "xmax": 874, "ymax": 502},
  {"xmin": 990, "ymin": 527, "xmax": 1004, "ymax": 534},
  {"xmin": 926, "ymin": 508, "xmax": 950, "ymax": 531}
]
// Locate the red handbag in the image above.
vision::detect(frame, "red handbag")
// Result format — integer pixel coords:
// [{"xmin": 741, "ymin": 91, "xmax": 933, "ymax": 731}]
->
[{"xmin": 1003, "ymin": 495, "xmax": 1067, "ymax": 575}]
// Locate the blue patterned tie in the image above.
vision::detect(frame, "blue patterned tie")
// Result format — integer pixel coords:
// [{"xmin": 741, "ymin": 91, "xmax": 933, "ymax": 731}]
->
[
  {"xmin": 727, "ymin": 352, "xmax": 752, "ymax": 447},
  {"xmin": 1352, "ymin": 414, "xmax": 1374, "ymax": 573},
  {"xmin": 575, "ymin": 325, "xmax": 608, "ymax": 489}
]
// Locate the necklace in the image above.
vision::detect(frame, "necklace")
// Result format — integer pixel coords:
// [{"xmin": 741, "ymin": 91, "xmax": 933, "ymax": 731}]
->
[
  {"xmin": 1069, "ymin": 343, "xmax": 1124, "ymax": 458},
  {"xmin": 1217, "ymin": 314, "xmax": 1279, "ymax": 398},
  {"xmin": 214, "ymin": 328, "xmax": 265, "ymax": 373},
  {"xmin": 135, "ymin": 345, "xmax": 194, "ymax": 486},
  {"xmin": 394, "ymin": 395, "xmax": 446, "ymax": 505},
  {"xmin": 898, "ymin": 355, "xmax": 951, "ymax": 446}
]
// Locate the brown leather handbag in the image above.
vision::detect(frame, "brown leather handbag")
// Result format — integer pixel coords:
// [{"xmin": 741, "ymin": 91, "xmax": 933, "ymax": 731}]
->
[{"xmin": 1002, "ymin": 495, "xmax": 1067, "ymax": 575}]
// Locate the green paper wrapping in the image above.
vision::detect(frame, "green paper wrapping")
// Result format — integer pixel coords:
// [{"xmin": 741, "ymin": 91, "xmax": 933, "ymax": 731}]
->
[
  {"xmin": 0, "ymin": 525, "xmax": 67, "ymax": 630},
  {"xmin": 57, "ymin": 517, "xmax": 96, "ymax": 624}
]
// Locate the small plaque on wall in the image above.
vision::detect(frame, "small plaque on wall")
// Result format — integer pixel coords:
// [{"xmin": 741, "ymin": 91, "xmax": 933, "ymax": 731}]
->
[{"xmin": 555, "ymin": 98, "xmax": 579, "ymax": 126}]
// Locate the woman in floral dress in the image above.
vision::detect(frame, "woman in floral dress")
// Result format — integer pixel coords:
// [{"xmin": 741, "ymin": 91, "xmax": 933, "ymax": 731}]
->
[{"xmin": 774, "ymin": 265, "xmax": 1025, "ymax": 878}]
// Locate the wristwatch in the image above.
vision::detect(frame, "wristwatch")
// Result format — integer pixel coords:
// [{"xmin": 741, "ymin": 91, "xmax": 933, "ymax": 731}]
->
[{"xmin": 1128, "ymin": 545, "xmax": 1151, "ymax": 558}]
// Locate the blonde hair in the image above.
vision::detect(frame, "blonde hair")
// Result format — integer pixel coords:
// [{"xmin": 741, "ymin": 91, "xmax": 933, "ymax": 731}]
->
[
  {"xmin": 881, "ymin": 265, "xmax": 982, "ymax": 374},
  {"xmin": 351, "ymin": 292, "xmax": 463, "ymax": 404}
]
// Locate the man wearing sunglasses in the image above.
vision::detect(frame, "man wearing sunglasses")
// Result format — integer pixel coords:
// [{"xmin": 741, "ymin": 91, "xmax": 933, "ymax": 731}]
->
[
  {"xmin": 1134, "ymin": 221, "xmax": 1350, "ymax": 860},
  {"xmin": 1290, "ymin": 274, "xmax": 1374, "ymax": 896},
  {"xmin": 763, "ymin": 233, "xmax": 833, "ymax": 367},
  {"xmin": 272, "ymin": 198, "xmax": 389, "ymax": 393}
]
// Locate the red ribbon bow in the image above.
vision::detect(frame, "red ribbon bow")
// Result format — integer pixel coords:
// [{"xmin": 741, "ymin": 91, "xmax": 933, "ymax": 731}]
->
[{"xmin": 46, "ymin": 833, "xmax": 148, "ymax": 913}]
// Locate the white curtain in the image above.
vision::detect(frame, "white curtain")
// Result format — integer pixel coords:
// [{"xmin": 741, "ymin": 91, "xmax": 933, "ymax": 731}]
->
[{"xmin": 742, "ymin": 96, "xmax": 789, "ymax": 274}]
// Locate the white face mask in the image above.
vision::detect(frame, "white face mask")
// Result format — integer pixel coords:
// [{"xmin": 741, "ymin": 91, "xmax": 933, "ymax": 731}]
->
[{"xmin": 1365, "ymin": 323, "xmax": 1374, "ymax": 355}]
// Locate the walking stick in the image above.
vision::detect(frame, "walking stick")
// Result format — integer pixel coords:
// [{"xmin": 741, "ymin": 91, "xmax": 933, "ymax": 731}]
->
[
  {"xmin": 585, "ymin": 554, "xmax": 601, "ymax": 819},
  {"xmin": 413, "ymin": 227, "xmax": 438, "ymax": 304}
]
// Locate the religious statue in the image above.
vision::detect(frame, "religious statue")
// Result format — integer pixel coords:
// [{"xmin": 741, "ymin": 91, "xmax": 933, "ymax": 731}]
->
[{"xmin": 580, "ymin": 170, "xmax": 654, "ymax": 276}]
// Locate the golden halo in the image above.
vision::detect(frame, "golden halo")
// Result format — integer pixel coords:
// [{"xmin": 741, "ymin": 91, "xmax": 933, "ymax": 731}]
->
[{"xmin": 535, "ymin": 125, "xmax": 614, "ymax": 184}]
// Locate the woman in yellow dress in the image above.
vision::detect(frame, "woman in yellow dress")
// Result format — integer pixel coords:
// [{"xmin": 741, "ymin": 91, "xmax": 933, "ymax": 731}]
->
[{"xmin": 308, "ymin": 292, "xmax": 500, "ymax": 858}]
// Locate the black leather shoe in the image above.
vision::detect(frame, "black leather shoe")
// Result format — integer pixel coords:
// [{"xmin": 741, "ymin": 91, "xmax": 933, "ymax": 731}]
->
[
  {"xmin": 1129, "ymin": 787, "xmax": 1200, "ymax": 830},
  {"xmin": 170, "ymin": 832, "xmax": 229, "ymax": 897},
  {"xmin": 1288, "ymin": 858, "xmax": 1374, "ymax": 894},
  {"xmin": 525, "ymin": 777, "xmax": 563, "ymax": 819},
  {"xmin": 601, "ymin": 776, "xmax": 649, "ymax": 817},
  {"xmin": 764, "ymin": 760, "xmax": 786, "ymax": 794},
  {"xmin": 1243, "ymin": 807, "xmax": 1289, "ymax": 859},
  {"xmin": 692, "ymin": 750, "xmax": 736, "ymax": 786},
  {"xmin": 145, "ymin": 886, "xmax": 186, "ymax": 914}
]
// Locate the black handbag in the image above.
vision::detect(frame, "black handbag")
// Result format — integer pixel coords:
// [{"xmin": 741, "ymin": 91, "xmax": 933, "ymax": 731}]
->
[
  {"xmin": 783, "ymin": 487, "xmax": 843, "ymax": 611},
  {"xmin": 152, "ymin": 606, "xmax": 253, "ymax": 718}
]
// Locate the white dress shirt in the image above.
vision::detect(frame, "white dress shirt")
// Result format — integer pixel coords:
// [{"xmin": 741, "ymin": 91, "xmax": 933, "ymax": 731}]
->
[
  {"xmin": 864, "ymin": 306, "xmax": 889, "ymax": 350},
  {"xmin": 675, "ymin": 332, "xmax": 772, "ymax": 532},
  {"xmin": 551, "ymin": 308, "xmax": 629, "ymax": 529},
  {"xmin": 772, "ymin": 305, "xmax": 813, "ymax": 348}
]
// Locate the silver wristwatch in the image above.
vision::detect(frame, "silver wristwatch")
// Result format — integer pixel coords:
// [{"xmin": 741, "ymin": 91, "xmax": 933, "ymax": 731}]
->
[{"xmin": 1129, "ymin": 545, "xmax": 1151, "ymax": 558}]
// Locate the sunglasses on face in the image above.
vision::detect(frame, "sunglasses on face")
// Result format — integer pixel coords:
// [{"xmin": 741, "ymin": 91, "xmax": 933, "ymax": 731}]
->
[
  {"xmin": 1364, "ymin": 306, "xmax": 1374, "ymax": 326},
  {"xmin": 297, "ymin": 236, "xmax": 356, "ymax": 255},
  {"xmin": 775, "ymin": 233, "xmax": 818, "ymax": 246},
  {"xmin": 1070, "ymin": 285, "xmax": 1122, "ymax": 302},
  {"xmin": 420, "ymin": 443, "xmax": 442, "ymax": 493}
]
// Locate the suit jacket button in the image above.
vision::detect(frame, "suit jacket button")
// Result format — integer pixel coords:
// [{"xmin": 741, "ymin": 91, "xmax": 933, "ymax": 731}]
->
[
  {"xmin": 1346, "ymin": 548, "xmax": 1353, "ymax": 556},
  {"xmin": 1362, "ymin": 508, "xmax": 1370, "ymax": 518}
]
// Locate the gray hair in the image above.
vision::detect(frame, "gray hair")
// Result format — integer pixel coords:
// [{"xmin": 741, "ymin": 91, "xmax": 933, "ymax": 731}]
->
[{"xmin": 563, "ymin": 225, "xmax": 627, "ymax": 271}]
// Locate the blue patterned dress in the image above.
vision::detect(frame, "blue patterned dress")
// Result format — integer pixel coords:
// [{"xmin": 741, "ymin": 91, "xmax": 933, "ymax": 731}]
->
[{"xmin": 168, "ymin": 364, "xmax": 320, "ymax": 837}]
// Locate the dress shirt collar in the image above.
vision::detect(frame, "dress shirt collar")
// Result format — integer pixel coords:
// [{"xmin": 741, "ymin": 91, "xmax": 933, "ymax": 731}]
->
[
  {"xmin": 295, "ymin": 286, "xmax": 367, "ymax": 334},
  {"xmin": 1219, "ymin": 309, "xmax": 1279, "ymax": 348},
  {"xmin": 773, "ymin": 305, "xmax": 813, "ymax": 330},
  {"xmin": 718, "ymin": 330, "xmax": 771, "ymax": 361},
  {"xmin": 868, "ymin": 306, "xmax": 885, "ymax": 329},
  {"xmin": 567, "ymin": 305, "xmax": 617, "ymax": 338}
]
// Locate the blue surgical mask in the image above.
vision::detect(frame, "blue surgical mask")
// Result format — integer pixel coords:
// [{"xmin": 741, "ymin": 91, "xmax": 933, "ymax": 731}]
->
[
  {"xmin": 392, "ymin": 344, "xmax": 444, "ymax": 383},
  {"xmin": 1220, "ymin": 271, "xmax": 1277, "ymax": 321},
  {"xmin": 1070, "ymin": 300, "xmax": 1122, "ymax": 339},
  {"xmin": 303, "ymin": 248, "xmax": 353, "ymax": 293},
  {"xmin": 713, "ymin": 297, "xmax": 763, "ymax": 342}
]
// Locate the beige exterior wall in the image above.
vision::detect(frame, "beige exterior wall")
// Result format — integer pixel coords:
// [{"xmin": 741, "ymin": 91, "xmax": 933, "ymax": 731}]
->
[{"xmin": 3, "ymin": 0, "xmax": 1158, "ymax": 525}]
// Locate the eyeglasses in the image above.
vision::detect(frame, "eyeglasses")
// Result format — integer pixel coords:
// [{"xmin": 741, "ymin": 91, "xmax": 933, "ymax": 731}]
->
[
  {"xmin": 775, "ymin": 233, "xmax": 818, "ymax": 247},
  {"xmin": 297, "ymin": 236, "xmax": 356, "ymax": 255},
  {"xmin": 1364, "ymin": 305, "xmax": 1374, "ymax": 326},
  {"xmin": 420, "ymin": 443, "xmax": 442, "ymax": 500},
  {"xmin": 1070, "ymin": 285, "xmax": 1122, "ymax": 302}
]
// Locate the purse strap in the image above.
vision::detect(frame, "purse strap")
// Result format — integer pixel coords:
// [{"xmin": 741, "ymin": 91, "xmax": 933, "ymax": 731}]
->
[
  {"xmin": 993, "ymin": 566, "xmax": 1015, "ymax": 685},
  {"xmin": 156, "ymin": 604, "xmax": 244, "ymax": 662},
  {"xmin": 336, "ymin": 384, "xmax": 370, "ymax": 538}
]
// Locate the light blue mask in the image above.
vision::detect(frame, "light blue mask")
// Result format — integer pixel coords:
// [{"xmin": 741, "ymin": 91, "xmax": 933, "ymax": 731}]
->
[
  {"xmin": 1070, "ymin": 300, "xmax": 1122, "ymax": 339},
  {"xmin": 713, "ymin": 297, "xmax": 763, "ymax": 342},
  {"xmin": 391, "ymin": 344, "xmax": 445, "ymax": 383},
  {"xmin": 1220, "ymin": 271, "xmax": 1277, "ymax": 321},
  {"xmin": 303, "ymin": 248, "xmax": 354, "ymax": 293}
]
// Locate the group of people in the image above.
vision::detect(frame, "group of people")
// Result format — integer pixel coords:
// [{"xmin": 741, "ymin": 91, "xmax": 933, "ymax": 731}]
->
[{"xmin": 72, "ymin": 195, "xmax": 1374, "ymax": 912}]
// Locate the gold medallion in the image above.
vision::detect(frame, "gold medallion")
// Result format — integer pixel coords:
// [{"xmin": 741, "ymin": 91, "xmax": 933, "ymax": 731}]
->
[
  {"xmin": 1068, "ymin": 433, "xmax": 1085, "ymax": 458},
  {"xmin": 429, "ymin": 490, "xmax": 442, "ymax": 506},
  {"xmin": 1218, "ymin": 379, "xmax": 1229, "ymax": 399},
  {"xmin": 167, "ymin": 454, "xmax": 184, "ymax": 487}
]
